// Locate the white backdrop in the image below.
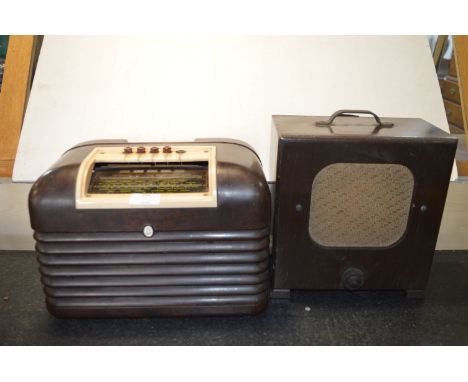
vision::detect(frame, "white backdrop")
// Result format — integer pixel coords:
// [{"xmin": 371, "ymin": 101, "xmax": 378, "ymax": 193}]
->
[{"xmin": 13, "ymin": 36, "xmax": 453, "ymax": 182}]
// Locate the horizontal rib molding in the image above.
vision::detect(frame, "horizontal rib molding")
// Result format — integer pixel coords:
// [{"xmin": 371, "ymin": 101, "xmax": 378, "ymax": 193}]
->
[
  {"xmin": 34, "ymin": 226, "xmax": 270, "ymax": 316},
  {"xmin": 36, "ymin": 238, "xmax": 269, "ymax": 254},
  {"xmin": 35, "ymin": 227, "xmax": 269, "ymax": 243},
  {"xmin": 46, "ymin": 292, "xmax": 268, "ymax": 308},
  {"xmin": 37, "ymin": 249, "xmax": 269, "ymax": 266},
  {"xmin": 41, "ymin": 270, "xmax": 270, "ymax": 288},
  {"xmin": 44, "ymin": 282, "xmax": 269, "ymax": 298},
  {"xmin": 39, "ymin": 259, "xmax": 269, "ymax": 277}
]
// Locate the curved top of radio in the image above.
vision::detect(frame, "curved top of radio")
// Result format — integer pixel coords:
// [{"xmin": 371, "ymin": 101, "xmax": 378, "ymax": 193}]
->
[{"xmin": 29, "ymin": 140, "xmax": 271, "ymax": 233}]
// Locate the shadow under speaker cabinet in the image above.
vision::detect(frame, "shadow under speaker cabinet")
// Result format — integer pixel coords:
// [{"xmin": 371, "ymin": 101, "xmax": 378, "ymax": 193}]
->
[{"xmin": 270, "ymin": 110, "xmax": 457, "ymax": 296}]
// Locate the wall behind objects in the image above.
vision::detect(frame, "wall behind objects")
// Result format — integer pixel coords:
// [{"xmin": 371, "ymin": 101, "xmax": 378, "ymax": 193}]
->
[{"xmin": 13, "ymin": 35, "xmax": 455, "ymax": 182}]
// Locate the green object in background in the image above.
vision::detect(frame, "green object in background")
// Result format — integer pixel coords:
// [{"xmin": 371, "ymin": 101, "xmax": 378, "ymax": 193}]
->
[
  {"xmin": 0, "ymin": 35, "xmax": 9, "ymax": 59},
  {"xmin": 0, "ymin": 35, "xmax": 8, "ymax": 92}
]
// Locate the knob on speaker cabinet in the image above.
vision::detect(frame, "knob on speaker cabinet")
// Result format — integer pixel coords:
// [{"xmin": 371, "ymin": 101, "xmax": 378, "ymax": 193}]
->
[{"xmin": 341, "ymin": 268, "xmax": 365, "ymax": 291}]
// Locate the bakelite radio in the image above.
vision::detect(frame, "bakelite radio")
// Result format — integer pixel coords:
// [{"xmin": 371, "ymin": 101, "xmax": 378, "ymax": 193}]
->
[
  {"xmin": 29, "ymin": 140, "xmax": 271, "ymax": 317},
  {"xmin": 29, "ymin": 110, "xmax": 457, "ymax": 318}
]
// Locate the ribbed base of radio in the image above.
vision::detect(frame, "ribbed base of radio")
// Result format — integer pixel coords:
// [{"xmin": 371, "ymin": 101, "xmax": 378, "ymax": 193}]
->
[
  {"xmin": 35, "ymin": 228, "xmax": 270, "ymax": 318},
  {"xmin": 45, "ymin": 292, "xmax": 269, "ymax": 318}
]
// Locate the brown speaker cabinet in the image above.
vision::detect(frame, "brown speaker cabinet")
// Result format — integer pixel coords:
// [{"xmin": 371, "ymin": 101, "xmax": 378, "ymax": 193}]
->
[{"xmin": 271, "ymin": 110, "xmax": 457, "ymax": 297}]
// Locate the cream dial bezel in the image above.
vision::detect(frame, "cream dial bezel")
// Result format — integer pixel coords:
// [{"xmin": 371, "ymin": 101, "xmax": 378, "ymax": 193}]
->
[{"xmin": 75, "ymin": 145, "xmax": 217, "ymax": 209}]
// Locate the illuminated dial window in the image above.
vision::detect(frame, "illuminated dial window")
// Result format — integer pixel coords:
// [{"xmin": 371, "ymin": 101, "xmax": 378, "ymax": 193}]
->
[{"xmin": 87, "ymin": 161, "xmax": 209, "ymax": 194}]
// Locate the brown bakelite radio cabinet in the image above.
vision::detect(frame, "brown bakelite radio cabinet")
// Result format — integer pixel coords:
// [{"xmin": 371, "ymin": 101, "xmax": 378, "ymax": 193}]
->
[{"xmin": 29, "ymin": 140, "xmax": 271, "ymax": 317}]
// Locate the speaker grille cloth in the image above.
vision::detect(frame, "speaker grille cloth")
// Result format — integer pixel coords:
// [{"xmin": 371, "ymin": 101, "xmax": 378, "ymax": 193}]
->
[{"xmin": 309, "ymin": 163, "xmax": 414, "ymax": 248}]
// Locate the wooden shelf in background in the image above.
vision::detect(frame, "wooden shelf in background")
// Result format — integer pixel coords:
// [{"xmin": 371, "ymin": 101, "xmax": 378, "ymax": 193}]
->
[
  {"xmin": 453, "ymin": 36, "xmax": 468, "ymax": 151},
  {"xmin": 454, "ymin": 134, "xmax": 468, "ymax": 176},
  {"xmin": 0, "ymin": 36, "xmax": 36, "ymax": 177}
]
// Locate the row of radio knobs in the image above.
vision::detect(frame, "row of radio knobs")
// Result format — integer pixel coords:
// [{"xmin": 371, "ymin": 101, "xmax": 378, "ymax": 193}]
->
[{"xmin": 123, "ymin": 146, "xmax": 175, "ymax": 154}]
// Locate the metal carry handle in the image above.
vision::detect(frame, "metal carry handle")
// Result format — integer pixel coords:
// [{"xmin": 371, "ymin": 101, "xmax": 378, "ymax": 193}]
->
[{"xmin": 316, "ymin": 109, "xmax": 394, "ymax": 128}]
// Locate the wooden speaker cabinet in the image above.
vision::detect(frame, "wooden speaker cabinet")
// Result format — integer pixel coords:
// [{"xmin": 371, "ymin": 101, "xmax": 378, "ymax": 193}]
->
[{"xmin": 271, "ymin": 110, "xmax": 457, "ymax": 296}]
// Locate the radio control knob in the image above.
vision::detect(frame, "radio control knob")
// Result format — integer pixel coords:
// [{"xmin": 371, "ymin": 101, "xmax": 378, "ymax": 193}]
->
[
  {"xmin": 150, "ymin": 146, "xmax": 159, "ymax": 154},
  {"xmin": 163, "ymin": 146, "xmax": 172, "ymax": 154},
  {"xmin": 123, "ymin": 147, "xmax": 133, "ymax": 154},
  {"xmin": 137, "ymin": 146, "xmax": 146, "ymax": 154}
]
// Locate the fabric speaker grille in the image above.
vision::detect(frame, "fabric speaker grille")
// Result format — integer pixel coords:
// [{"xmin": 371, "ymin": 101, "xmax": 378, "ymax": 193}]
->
[{"xmin": 308, "ymin": 163, "xmax": 414, "ymax": 248}]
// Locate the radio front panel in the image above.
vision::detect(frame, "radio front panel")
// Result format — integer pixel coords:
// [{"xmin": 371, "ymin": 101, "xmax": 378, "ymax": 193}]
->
[{"xmin": 75, "ymin": 145, "xmax": 217, "ymax": 209}]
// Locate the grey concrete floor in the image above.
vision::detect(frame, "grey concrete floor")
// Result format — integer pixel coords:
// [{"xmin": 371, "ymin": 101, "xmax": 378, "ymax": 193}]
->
[{"xmin": 0, "ymin": 250, "xmax": 467, "ymax": 345}]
